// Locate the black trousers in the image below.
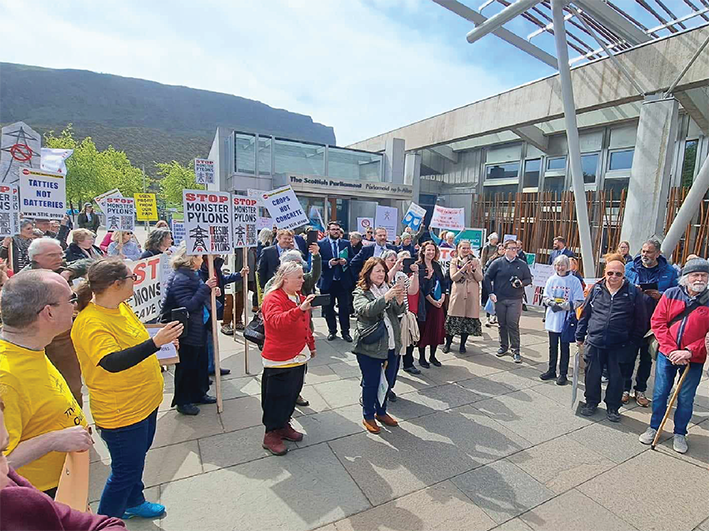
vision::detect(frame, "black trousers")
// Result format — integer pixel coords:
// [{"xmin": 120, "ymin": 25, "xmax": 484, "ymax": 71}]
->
[
  {"xmin": 322, "ymin": 281, "xmax": 350, "ymax": 334},
  {"xmin": 172, "ymin": 343, "xmax": 209, "ymax": 407},
  {"xmin": 548, "ymin": 332, "xmax": 570, "ymax": 376},
  {"xmin": 261, "ymin": 364, "xmax": 306, "ymax": 433},
  {"xmin": 584, "ymin": 344, "xmax": 623, "ymax": 411},
  {"xmin": 403, "ymin": 345, "xmax": 416, "ymax": 369}
]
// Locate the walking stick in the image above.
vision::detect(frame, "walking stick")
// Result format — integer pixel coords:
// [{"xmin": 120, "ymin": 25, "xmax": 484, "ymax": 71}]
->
[{"xmin": 651, "ymin": 364, "xmax": 691, "ymax": 449}]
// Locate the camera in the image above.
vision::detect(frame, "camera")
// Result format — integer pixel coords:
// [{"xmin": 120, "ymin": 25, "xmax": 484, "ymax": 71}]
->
[{"xmin": 510, "ymin": 276, "xmax": 523, "ymax": 289}]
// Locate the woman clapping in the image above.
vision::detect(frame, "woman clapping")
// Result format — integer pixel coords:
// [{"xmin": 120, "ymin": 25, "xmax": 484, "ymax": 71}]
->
[{"xmin": 443, "ymin": 240, "xmax": 483, "ymax": 353}]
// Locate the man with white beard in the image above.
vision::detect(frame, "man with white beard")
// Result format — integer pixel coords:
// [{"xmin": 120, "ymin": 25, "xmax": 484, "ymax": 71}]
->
[{"xmin": 639, "ymin": 259, "xmax": 709, "ymax": 454}]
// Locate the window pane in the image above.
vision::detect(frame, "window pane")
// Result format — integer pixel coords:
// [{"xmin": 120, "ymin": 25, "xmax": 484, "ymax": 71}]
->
[
  {"xmin": 484, "ymin": 184, "xmax": 518, "ymax": 199},
  {"xmin": 604, "ymin": 178, "xmax": 629, "ymax": 198},
  {"xmin": 328, "ymin": 147, "xmax": 382, "ymax": 181},
  {"xmin": 681, "ymin": 140, "xmax": 698, "ymax": 187},
  {"xmin": 547, "ymin": 156, "xmax": 566, "ymax": 171},
  {"xmin": 258, "ymin": 136, "xmax": 271, "ymax": 176},
  {"xmin": 523, "ymin": 159, "xmax": 541, "ymax": 188},
  {"xmin": 581, "ymin": 153, "xmax": 599, "ymax": 184},
  {"xmin": 486, "ymin": 162, "xmax": 519, "ymax": 180},
  {"xmin": 543, "ymin": 175, "xmax": 565, "ymax": 195},
  {"xmin": 608, "ymin": 149, "xmax": 634, "ymax": 171},
  {"xmin": 274, "ymin": 138, "xmax": 325, "ymax": 176},
  {"xmin": 236, "ymin": 133, "xmax": 255, "ymax": 175}
]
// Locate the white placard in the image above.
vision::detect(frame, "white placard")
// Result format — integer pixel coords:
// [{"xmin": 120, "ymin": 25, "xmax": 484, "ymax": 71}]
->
[
  {"xmin": 171, "ymin": 220, "xmax": 185, "ymax": 246},
  {"xmin": 232, "ymin": 195, "xmax": 258, "ymax": 248},
  {"xmin": 357, "ymin": 217, "xmax": 374, "ymax": 234},
  {"xmin": 1, "ymin": 122, "xmax": 42, "ymax": 184},
  {"xmin": 194, "ymin": 158, "xmax": 215, "ymax": 185},
  {"xmin": 430, "ymin": 205, "xmax": 465, "ymax": 231},
  {"xmin": 257, "ymin": 216, "xmax": 272, "ymax": 231},
  {"xmin": 260, "ymin": 185, "xmax": 308, "ymax": 231},
  {"xmin": 19, "ymin": 167, "xmax": 66, "ymax": 219},
  {"xmin": 94, "ymin": 188, "xmax": 122, "ymax": 213},
  {"xmin": 402, "ymin": 202, "xmax": 426, "ymax": 231},
  {"xmin": 145, "ymin": 325, "xmax": 179, "ymax": 365},
  {"xmin": 0, "ymin": 184, "xmax": 20, "ymax": 238},
  {"xmin": 125, "ymin": 255, "xmax": 165, "ymax": 322},
  {"xmin": 183, "ymin": 189, "xmax": 233, "ymax": 255},
  {"xmin": 104, "ymin": 196, "xmax": 135, "ymax": 232},
  {"xmin": 504, "ymin": 234, "xmax": 518, "ymax": 243},
  {"xmin": 374, "ymin": 205, "xmax": 398, "ymax": 240},
  {"xmin": 531, "ymin": 263, "xmax": 555, "ymax": 288},
  {"xmin": 247, "ymin": 188, "xmax": 264, "ymax": 206},
  {"xmin": 40, "ymin": 148, "xmax": 73, "ymax": 175}
]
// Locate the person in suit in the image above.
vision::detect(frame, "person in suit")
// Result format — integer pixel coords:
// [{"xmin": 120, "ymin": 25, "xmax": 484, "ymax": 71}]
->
[
  {"xmin": 549, "ymin": 236, "xmax": 575, "ymax": 264},
  {"xmin": 350, "ymin": 227, "xmax": 397, "ymax": 279},
  {"xmin": 318, "ymin": 222, "xmax": 353, "ymax": 342},
  {"xmin": 258, "ymin": 229, "xmax": 298, "ymax": 289}
]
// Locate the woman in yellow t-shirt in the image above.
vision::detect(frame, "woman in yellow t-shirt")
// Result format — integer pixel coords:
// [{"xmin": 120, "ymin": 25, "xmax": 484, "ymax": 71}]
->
[{"xmin": 71, "ymin": 259, "xmax": 182, "ymax": 520}]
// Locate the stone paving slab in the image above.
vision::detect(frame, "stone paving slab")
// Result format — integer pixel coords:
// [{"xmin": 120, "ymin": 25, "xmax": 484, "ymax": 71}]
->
[
  {"xmin": 492, "ymin": 519, "xmax": 535, "ymax": 531},
  {"xmin": 656, "ymin": 418, "xmax": 709, "ymax": 469},
  {"xmin": 199, "ymin": 425, "xmax": 273, "ymax": 472}
]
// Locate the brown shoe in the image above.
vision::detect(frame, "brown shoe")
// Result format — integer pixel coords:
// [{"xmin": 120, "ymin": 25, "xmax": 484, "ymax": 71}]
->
[
  {"xmin": 279, "ymin": 423, "xmax": 304, "ymax": 442},
  {"xmin": 635, "ymin": 391, "xmax": 650, "ymax": 407},
  {"xmin": 262, "ymin": 431, "xmax": 288, "ymax": 456},
  {"xmin": 234, "ymin": 321, "xmax": 245, "ymax": 331},
  {"xmin": 375, "ymin": 414, "xmax": 399, "ymax": 427},
  {"xmin": 362, "ymin": 419, "xmax": 381, "ymax": 434},
  {"xmin": 621, "ymin": 391, "xmax": 630, "ymax": 404}
]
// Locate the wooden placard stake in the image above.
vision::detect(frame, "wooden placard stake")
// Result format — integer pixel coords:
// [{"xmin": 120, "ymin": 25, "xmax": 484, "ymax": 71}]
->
[
  {"xmin": 207, "ymin": 255, "xmax": 223, "ymax": 413},
  {"xmin": 243, "ymin": 247, "xmax": 250, "ymax": 375}
]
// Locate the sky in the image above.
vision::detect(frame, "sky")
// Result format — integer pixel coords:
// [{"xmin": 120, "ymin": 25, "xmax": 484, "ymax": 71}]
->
[{"xmin": 0, "ymin": 0, "xmax": 687, "ymax": 146}]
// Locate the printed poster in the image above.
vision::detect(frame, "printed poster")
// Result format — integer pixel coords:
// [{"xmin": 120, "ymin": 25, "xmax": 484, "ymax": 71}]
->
[
  {"xmin": 0, "ymin": 184, "xmax": 20, "ymax": 238},
  {"xmin": 194, "ymin": 158, "xmax": 215, "ymax": 185},
  {"xmin": 104, "ymin": 196, "xmax": 135, "ymax": 232},
  {"xmin": 260, "ymin": 185, "xmax": 308, "ymax": 231},
  {"xmin": 19, "ymin": 167, "xmax": 66, "ymax": 219},
  {"xmin": 232, "ymin": 194, "xmax": 258, "ymax": 248},
  {"xmin": 402, "ymin": 202, "xmax": 426, "ymax": 231},
  {"xmin": 374, "ymin": 205, "xmax": 398, "ymax": 240},
  {"xmin": 183, "ymin": 189, "xmax": 233, "ymax": 255}
]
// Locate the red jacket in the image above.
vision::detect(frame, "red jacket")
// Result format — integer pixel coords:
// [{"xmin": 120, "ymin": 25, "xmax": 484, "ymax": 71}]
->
[
  {"xmin": 651, "ymin": 286, "xmax": 709, "ymax": 364},
  {"xmin": 261, "ymin": 288, "xmax": 315, "ymax": 362}
]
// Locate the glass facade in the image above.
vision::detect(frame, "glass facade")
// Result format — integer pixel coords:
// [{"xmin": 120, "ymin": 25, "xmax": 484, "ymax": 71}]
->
[
  {"xmin": 523, "ymin": 159, "xmax": 541, "ymax": 188},
  {"xmin": 328, "ymin": 147, "xmax": 382, "ymax": 181},
  {"xmin": 485, "ymin": 162, "xmax": 519, "ymax": 180},
  {"xmin": 547, "ymin": 156, "xmax": 566, "ymax": 171},
  {"xmin": 581, "ymin": 153, "xmax": 599, "ymax": 184},
  {"xmin": 608, "ymin": 149, "xmax": 634, "ymax": 171},
  {"xmin": 235, "ymin": 133, "xmax": 255, "ymax": 175}
]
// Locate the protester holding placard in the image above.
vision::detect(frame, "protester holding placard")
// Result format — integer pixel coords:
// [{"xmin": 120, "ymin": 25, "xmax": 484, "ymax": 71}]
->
[
  {"xmin": 64, "ymin": 229, "xmax": 103, "ymax": 263},
  {"xmin": 107, "ymin": 231, "xmax": 141, "ymax": 261},
  {"xmin": 72, "ymin": 259, "xmax": 183, "ymax": 518},
  {"xmin": 162, "ymin": 246, "xmax": 219, "ymax": 416},
  {"xmin": 443, "ymin": 240, "xmax": 483, "ymax": 354},
  {"xmin": 416, "ymin": 241, "xmax": 447, "ymax": 368},
  {"xmin": 0, "ymin": 219, "xmax": 34, "ymax": 272},
  {"xmin": 77, "ymin": 203, "xmax": 101, "ymax": 233}
]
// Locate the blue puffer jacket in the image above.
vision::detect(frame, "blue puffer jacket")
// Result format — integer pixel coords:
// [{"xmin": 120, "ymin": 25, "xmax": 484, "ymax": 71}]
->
[
  {"xmin": 162, "ymin": 266, "xmax": 211, "ymax": 346},
  {"xmin": 625, "ymin": 254, "xmax": 678, "ymax": 326}
]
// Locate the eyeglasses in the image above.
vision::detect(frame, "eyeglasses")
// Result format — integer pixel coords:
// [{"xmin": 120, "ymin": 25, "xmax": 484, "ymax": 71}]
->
[
  {"xmin": 123, "ymin": 274, "xmax": 138, "ymax": 281},
  {"xmin": 37, "ymin": 292, "xmax": 78, "ymax": 314},
  {"xmin": 605, "ymin": 271, "xmax": 624, "ymax": 278}
]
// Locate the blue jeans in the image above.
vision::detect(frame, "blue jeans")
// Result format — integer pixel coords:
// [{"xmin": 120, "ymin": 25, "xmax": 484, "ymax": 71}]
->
[
  {"xmin": 97, "ymin": 409, "xmax": 158, "ymax": 517},
  {"xmin": 650, "ymin": 353, "xmax": 703, "ymax": 436},
  {"xmin": 357, "ymin": 349, "xmax": 398, "ymax": 420}
]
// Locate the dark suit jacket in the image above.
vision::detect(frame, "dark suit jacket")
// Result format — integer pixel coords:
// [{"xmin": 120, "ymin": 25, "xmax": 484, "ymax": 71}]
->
[
  {"xmin": 350, "ymin": 243, "xmax": 397, "ymax": 279},
  {"xmin": 258, "ymin": 245, "xmax": 281, "ymax": 289},
  {"xmin": 318, "ymin": 238, "xmax": 353, "ymax": 292}
]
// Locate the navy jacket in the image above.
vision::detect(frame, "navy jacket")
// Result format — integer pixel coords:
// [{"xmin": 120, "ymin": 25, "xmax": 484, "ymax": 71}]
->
[
  {"xmin": 199, "ymin": 257, "xmax": 242, "ymax": 320},
  {"xmin": 318, "ymin": 238, "xmax": 353, "ymax": 292},
  {"xmin": 64, "ymin": 243, "xmax": 103, "ymax": 264},
  {"xmin": 162, "ymin": 267, "xmax": 212, "ymax": 346},
  {"xmin": 549, "ymin": 247, "xmax": 575, "ymax": 265},
  {"xmin": 350, "ymin": 243, "xmax": 397, "ymax": 279},
  {"xmin": 397, "ymin": 242, "xmax": 418, "ymax": 259},
  {"xmin": 576, "ymin": 279, "xmax": 647, "ymax": 355},
  {"xmin": 625, "ymin": 254, "xmax": 678, "ymax": 329},
  {"xmin": 483, "ymin": 257, "xmax": 532, "ymax": 301}
]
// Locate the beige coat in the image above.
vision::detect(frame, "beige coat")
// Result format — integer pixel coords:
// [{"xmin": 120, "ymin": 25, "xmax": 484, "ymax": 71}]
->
[{"xmin": 448, "ymin": 257, "xmax": 483, "ymax": 319}]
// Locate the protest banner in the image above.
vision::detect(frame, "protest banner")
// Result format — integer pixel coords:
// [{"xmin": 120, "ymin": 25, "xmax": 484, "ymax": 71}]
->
[
  {"xmin": 375, "ymin": 205, "xmax": 398, "ymax": 239},
  {"xmin": 0, "ymin": 184, "xmax": 20, "ymax": 238},
  {"xmin": 182, "ymin": 190, "xmax": 233, "ymax": 255},
  {"xmin": 40, "ymin": 148, "xmax": 73, "ymax": 175},
  {"xmin": 19, "ymin": 167, "xmax": 66, "ymax": 219},
  {"xmin": 504, "ymin": 234, "xmax": 517, "ymax": 243},
  {"xmin": 430, "ymin": 205, "xmax": 465, "ymax": 231},
  {"xmin": 531, "ymin": 263, "xmax": 554, "ymax": 288},
  {"xmin": 261, "ymin": 185, "xmax": 308, "ymax": 231},
  {"xmin": 134, "ymin": 193, "xmax": 158, "ymax": 221},
  {"xmin": 1, "ymin": 122, "xmax": 41, "ymax": 184},
  {"xmin": 453, "ymin": 228, "xmax": 486, "ymax": 250},
  {"xmin": 104, "ymin": 196, "xmax": 135, "ymax": 232},
  {"xmin": 194, "ymin": 158, "xmax": 215, "ymax": 185},
  {"xmin": 257, "ymin": 216, "xmax": 272, "ymax": 231},
  {"xmin": 402, "ymin": 202, "xmax": 426, "ymax": 231},
  {"xmin": 94, "ymin": 188, "xmax": 122, "ymax": 212},
  {"xmin": 125, "ymin": 255, "xmax": 164, "ymax": 322},
  {"xmin": 146, "ymin": 325, "xmax": 180, "ymax": 365},
  {"xmin": 438, "ymin": 246, "xmax": 456, "ymax": 271},
  {"xmin": 357, "ymin": 217, "xmax": 374, "ymax": 234},
  {"xmin": 171, "ymin": 220, "xmax": 185, "ymax": 246}
]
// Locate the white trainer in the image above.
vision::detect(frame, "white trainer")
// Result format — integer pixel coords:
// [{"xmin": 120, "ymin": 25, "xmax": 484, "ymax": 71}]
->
[
  {"xmin": 673, "ymin": 434, "xmax": 688, "ymax": 454},
  {"xmin": 638, "ymin": 427, "xmax": 657, "ymax": 445}
]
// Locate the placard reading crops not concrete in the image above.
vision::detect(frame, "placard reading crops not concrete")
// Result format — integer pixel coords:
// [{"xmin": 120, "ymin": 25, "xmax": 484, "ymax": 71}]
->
[
  {"xmin": 183, "ymin": 190, "xmax": 232, "ymax": 255},
  {"xmin": 19, "ymin": 167, "xmax": 66, "ymax": 219},
  {"xmin": 261, "ymin": 185, "xmax": 308, "ymax": 231},
  {"xmin": 232, "ymin": 195, "xmax": 258, "ymax": 248},
  {"xmin": 104, "ymin": 196, "xmax": 135, "ymax": 232},
  {"xmin": 134, "ymin": 193, "xmax": 158, "ymax": 221},
  {"xmin": 194, "ymin": 159, "xmax": 215, "ymax": 185},
  {"xmin": 0, "ymin": 185, "xmax": 20, "ymax": 238}
]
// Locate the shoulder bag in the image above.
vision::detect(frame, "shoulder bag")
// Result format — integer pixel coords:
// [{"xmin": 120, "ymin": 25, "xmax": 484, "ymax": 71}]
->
[{"xmin": 244, "ymin": 311, "xmax": 265, "ymax": 348}]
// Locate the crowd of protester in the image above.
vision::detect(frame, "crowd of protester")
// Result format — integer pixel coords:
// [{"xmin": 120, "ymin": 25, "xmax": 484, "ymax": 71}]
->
[{"xmin": 1, "ymin": 205, "xmax": 708, "ymax": 528}]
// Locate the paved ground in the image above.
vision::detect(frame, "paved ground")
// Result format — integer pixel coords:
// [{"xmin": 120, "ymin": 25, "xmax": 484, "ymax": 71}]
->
[{"xmin": 85, "ymin": 308, "xmax": 709, "ymax": 531}]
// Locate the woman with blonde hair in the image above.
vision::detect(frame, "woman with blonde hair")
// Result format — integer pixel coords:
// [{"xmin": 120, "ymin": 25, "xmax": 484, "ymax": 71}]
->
[
  {"xmin": 260, "ymin": 261, "xmax": 316, "ymax": 455},
  {"xmin": 64, "ymin": 228, "xmax": 103, "ymax": 263},
  {"xmin": 107, "ymin": 231, "xmax": 141, "ymax": 261},
  {"xmin": 443, "ymin": 239, "xmax": 483, "ymax": 354}
]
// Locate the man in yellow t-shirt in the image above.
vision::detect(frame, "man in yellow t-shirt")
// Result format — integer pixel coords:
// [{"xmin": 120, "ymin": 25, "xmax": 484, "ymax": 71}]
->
[{"xmin": 0, "ymin": 270, "xmax": 92, "ymax": 496}]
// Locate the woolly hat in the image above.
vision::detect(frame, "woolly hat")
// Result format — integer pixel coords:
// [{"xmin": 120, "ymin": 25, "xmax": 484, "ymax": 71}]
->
[{"xmin": 682, "ymin": 258, "xmax": 709, "ymax": 277}]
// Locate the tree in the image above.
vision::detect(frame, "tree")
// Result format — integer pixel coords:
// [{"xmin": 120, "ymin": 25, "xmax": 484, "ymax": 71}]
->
[
  {"xmin": 44, "ymin": 125, "xmax": 147, "ymax": 206},
  {"xmin": 157, "ymin": 160, "xmax": 203, "ymax": 206}
]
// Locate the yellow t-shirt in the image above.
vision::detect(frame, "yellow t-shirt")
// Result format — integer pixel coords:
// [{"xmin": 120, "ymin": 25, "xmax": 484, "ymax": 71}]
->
[
  {"xmin": 0, "ymin": 340, "xmax": 87, "ymax": 491},
  {"xmin": 71, "ymin": 302, "xmax": 163, "ymax": 429}
]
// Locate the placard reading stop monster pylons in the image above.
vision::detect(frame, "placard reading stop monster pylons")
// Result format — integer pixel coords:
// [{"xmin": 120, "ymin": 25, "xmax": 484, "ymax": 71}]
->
[
  {"xmin": 104, "ymin": 196, "xmax": 135, "ymax": 232},
  {"xmin": 232, "ymin": 195, "xmax": 257, "ymax": 248},
  {"xmin": 0, "ymin": 184, "xmax": 20, "ymax": 238},
  {"xmin": 182, "ymin": 190, "xmax": 233, "ymax": 255}
]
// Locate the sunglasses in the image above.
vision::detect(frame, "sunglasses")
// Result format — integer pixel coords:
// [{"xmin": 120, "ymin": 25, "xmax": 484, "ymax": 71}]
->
[{"xmin": 605, "ymin": 271, "xmax": 624, "ymax": 278}]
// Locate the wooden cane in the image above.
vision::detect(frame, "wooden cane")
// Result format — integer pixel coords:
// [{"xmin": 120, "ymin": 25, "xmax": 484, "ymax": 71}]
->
[
  {"xmin": 651, "ymin": 363, "xmax": 691, "ymax": 449},
  {"xmin": 207, "ymin": 255, "xmax": 223, "ymax": 413}
]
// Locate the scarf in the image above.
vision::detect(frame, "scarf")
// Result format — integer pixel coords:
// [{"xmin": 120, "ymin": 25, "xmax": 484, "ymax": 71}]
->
[{"xmin": 370, "ymin": 282, "xmax": 396, "ymax": 350}]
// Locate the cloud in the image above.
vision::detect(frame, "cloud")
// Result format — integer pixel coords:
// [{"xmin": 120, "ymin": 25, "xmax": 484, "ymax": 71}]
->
[{"xmin": 0, "ymin": 0, "xmax": 508, "ymax": 146}]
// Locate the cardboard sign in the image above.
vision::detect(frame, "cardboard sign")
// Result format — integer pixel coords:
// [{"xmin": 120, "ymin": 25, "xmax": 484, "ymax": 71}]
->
[
  {"xmin": 0, "ymin": 184, "xmax": 20, "ymax": 238},
  {"xmin": 125, "ymin": 255, "xmax": 165, "ymax": 322},
  {"xmin": 261, "ymin": 186, "xmax": 308, "ymax": 231},
  {"xmin": 1, "ymin": 122, "xmax": 42, "ymax": 184},
  {"xmin": 402, "ymin": 202, "xmax": 426, "ymax": 231},
  {"xmin": 146, "ymin": 325, "xmax": 180, "ymax": 365},
  {"xmin": 232, "ymin": 195, "xmax": 258, "ymax": 248},
  {"xmin": 357, "ymin": 217, "xmax": 374, "ymax": 234},
  {"xmin": 430, "ymin": 205, "xmax": 465, "ymax": 231},
  {"xmin": 374, "ymin": 205, "xmax": 398, "ymax": 240},
  {"xmin": 55, "ymin": 451, "xmax": 89, "ymax": 512},
  {"xmin": 134, "ymin": 193, "xmax": 158, "ymax": 221},
  {"xmin": 19, "ymin": 167, "xmax": 66, "ymax": 219},
  {"xmin": 194, "ymin": 158, "xmax": 215, "ymax": 185},
  {"xmin": 104, "ymin": 196, "xmax": 135, "ymax": 232},
  {"xmin": 171, "ymin": 220, "xmax": 185, "ymax": 247},
  {"xmin": 183, "ymin": 190, "xmax": 233, "ymax": 255},
  {"xmin": 94, "ymin": 188, "xmax": 122, "ymax": 212},
  {"xmin": 531, "ymin": 263, "xmax": 555, "ymax": 288}
]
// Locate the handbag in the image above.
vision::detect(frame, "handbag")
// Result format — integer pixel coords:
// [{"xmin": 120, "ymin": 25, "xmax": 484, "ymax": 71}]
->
[
  {"xmin": 560, "ymin": 311, "xmax": 578, "ymax": 344},
  {"xmin": 360, "ymin": 320, "xmax": 387, "ymax": 345},
  {"xmin": 647, "ymin": 290, "xmax": 709, "ymax": 360},
  {"xmin": 244, "ymin": 311, "xmax": 265, "ymax": 348}
]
